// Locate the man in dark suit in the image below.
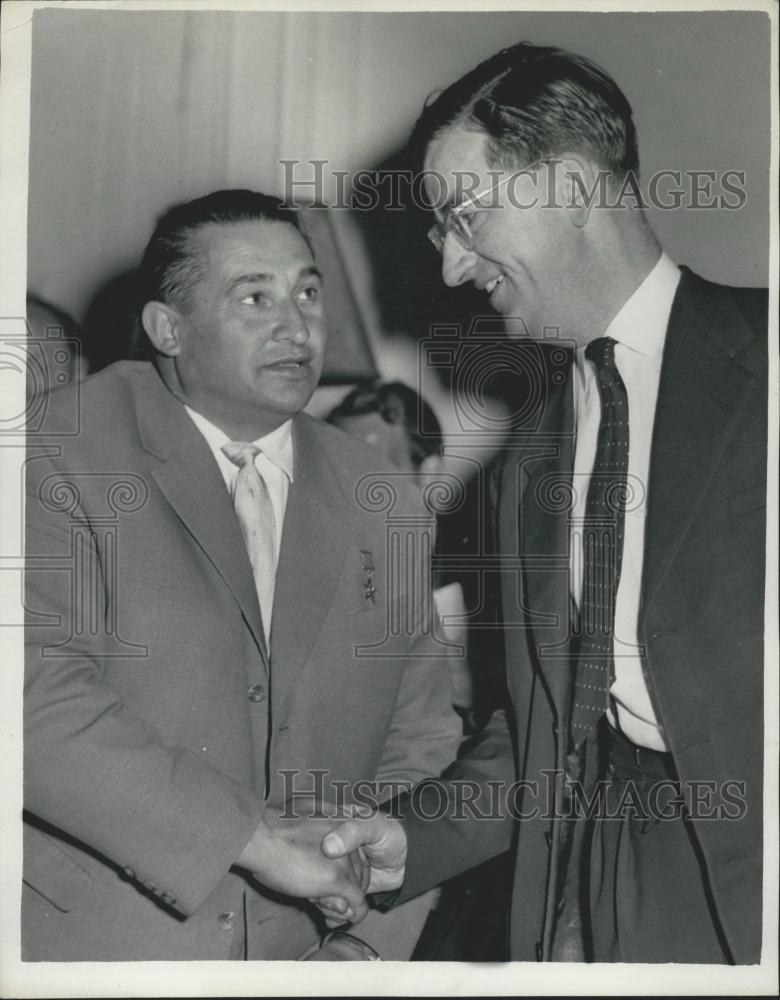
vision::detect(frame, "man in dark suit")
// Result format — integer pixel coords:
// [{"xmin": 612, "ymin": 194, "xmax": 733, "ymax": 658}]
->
[
  {"xmin": 23, "ymin": 189, "xmax": 460, "ymax": 960},
  {"xmin": 319, "ymin": 43, "xmax": 767, "ymax": 964}
]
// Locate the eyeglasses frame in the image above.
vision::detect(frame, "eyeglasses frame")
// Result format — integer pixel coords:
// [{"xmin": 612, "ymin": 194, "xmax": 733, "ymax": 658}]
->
[{"xmin": 427, "ymin": 159, "xmax": 544, "ymax": 254}]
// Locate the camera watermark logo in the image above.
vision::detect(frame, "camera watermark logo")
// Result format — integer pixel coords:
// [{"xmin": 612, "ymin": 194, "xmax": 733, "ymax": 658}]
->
[
  {"xmin": 0, "ymin": 316, "xmax": 82, "ymax": 436},
  {"xmin": 420, "ymin": 318, "xmax": 574, "ymax": 444}
]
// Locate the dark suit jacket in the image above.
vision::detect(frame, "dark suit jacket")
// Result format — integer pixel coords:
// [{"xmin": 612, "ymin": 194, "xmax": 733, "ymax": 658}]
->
[
  {"xmin": 395, "ymin": 268, "xmax": 767, "ymax": 963},
  {"xmin": 23, "ymin": 361, "xmax": 460, "ymax": 960}
]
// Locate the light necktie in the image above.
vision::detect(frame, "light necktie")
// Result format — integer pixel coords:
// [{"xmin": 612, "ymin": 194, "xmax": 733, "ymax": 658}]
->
[
  {"xmin": 569, "ymin": 337, "xmax": 629, "ymax": 745},
  {"xmin": 221, "ymin": 441, "xmax": 277, "ymax": 643}
]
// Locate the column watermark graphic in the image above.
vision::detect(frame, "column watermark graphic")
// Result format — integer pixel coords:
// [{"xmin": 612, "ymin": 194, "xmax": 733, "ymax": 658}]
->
[{"xmin": 27, "ymin": 473, "xmax": 150, "ymax": 658}]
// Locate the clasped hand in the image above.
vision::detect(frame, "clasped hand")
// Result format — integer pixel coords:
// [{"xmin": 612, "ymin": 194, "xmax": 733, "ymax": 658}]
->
[
  {"xmin": 237, "ymin": 799, "xmax": 407, "ymax": 927},
  {"xmin": 315, "ymin": 808, "xmax": 408, "ymax": 927}
]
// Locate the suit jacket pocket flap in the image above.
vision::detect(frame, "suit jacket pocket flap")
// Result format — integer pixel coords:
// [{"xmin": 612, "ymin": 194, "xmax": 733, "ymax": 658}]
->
[{"xmin": 24, "ymin": 825, "xmax": 93, "ymax": 913}]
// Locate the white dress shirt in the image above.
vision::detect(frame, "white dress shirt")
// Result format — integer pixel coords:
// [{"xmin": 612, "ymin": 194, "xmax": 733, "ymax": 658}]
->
[
  {"xmin": 570, "ymin": 253, "xmax": 681, "ymax": 750},
  {"xmin": 185, "ymin": 406, "xmax": 294, "ymax": 566}
]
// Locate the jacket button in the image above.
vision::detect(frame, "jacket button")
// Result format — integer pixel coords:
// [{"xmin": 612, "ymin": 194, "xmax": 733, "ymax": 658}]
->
[
  {"xmin": 161, "ymin": 892, "xmax": 177, "ymax": 907},
  {"xmin": 247, "ymin": 685, "xmax": 265, "ymax": 703},
  {"xmin": 122, "ymin": 866, "xmax": 136, "ymax": 879},
  {"xmin": 218, "ymin": 911, "xmax": 236, "ymax": 931}
]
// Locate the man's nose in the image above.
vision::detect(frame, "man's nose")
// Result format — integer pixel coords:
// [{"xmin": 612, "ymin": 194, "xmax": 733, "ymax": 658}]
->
[
  {"xmin": 440, "ymin": 233, "xmax": 477, "ymax": 287},
  {"xmin": 275, "ymin": 301, "xmax": 311, "ymax": 343}
]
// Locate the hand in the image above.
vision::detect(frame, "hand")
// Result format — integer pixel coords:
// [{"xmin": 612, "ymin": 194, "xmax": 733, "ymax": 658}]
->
[
  {"xmin": 314, "ymin": 811, "xmax": 407, "ymax": 927},
  {"xmin": 235, "ymin": 802, "xmax": 370, "ymax": 922}
]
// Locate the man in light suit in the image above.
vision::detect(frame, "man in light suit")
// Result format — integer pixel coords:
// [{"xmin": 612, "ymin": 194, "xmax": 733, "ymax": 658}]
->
[
  {"xmin": 320, "ymin": 43, "xmax": 768, "ymax": 963},
  {"xmin": 23, "ymin": 189, "xmax": 460, "ymax": 960}
]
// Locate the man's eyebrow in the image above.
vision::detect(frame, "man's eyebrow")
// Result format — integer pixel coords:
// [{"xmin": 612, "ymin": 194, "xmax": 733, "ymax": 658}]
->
[
  {"xmin": 228, "ymin": 266, "xmax": 323, "ymax": 292},
  {"xmin": 228, "ymin": 272, "xmax": 274, "ymax": 292}
]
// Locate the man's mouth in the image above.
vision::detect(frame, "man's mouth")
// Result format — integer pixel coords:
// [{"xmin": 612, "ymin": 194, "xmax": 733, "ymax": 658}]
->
[
  {"xmin": 265, "ymin": 356, "xmax": 311, "ymax": 375},
  {"xmin": 268, "ymin": 356, "xmax": 308, "ymax": 368}
]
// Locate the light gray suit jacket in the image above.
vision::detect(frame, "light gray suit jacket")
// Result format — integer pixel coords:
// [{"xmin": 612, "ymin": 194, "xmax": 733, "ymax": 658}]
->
[{"xmin": 23, "ymin": 360, "xmax": 460, "ymax": 960}]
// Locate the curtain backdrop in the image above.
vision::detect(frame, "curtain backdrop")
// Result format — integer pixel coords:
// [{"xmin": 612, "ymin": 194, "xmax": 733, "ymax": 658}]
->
[{"xmin": 28, "ymin": 8, "xmax": 770, "ymax": 333}]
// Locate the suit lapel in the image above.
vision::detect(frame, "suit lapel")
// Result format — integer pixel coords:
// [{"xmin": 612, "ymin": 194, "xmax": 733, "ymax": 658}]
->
[
  {"xmin": 501, "ymin": 363, "xmax": 575, "ymax": 716},
  {"xmin": 501, "ymin": 272, "xmax": 761, "ymax": 717},
  {"xmin": 643, "ymin": 268, "xmax": 760, "ymax": 610},
  {"xmin": 270, "ymin": 416, "xmax": 351, "ymax": 716},
  {"xmin": 135, "ymin": 368, "xmax": 268, "ymax": 667}
]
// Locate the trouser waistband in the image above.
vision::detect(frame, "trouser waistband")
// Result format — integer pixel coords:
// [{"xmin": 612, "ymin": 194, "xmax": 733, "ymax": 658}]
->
[{"xmin": 606, "ymin": 723, "xmax": 677, "ymax": 780}]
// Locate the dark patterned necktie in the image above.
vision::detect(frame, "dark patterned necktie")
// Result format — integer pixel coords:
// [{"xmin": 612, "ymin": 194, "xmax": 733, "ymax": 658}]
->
[{"xmin": 570, "ymin": 337, "xmax": 629, "ymax": 745}]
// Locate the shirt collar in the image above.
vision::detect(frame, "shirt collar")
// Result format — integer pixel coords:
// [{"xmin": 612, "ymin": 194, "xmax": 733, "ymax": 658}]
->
[
  {"xmin": 184, "ymin": 406, "xmax": 294, "ymax": 483},
  {"xmin": 601, "ymin": 252, "xmax": 681, "ymax": 359}
]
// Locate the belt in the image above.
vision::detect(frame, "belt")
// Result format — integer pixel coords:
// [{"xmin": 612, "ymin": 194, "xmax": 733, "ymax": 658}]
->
[{"xmin": 606, "ymin": 723, "xmax": 677, "ymax": 781}]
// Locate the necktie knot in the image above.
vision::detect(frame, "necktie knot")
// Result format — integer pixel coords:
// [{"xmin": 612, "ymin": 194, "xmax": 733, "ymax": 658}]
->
[
  {"xmin": 222, "ymin": 441, "xmax": 261, "ymax": 468},
  {"xmin": 585, "ymin": 336, "xmax": 617, "ymax": 372}
]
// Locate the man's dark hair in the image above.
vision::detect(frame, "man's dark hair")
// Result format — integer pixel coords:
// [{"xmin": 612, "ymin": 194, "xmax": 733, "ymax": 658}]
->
[
  {"xmin": 139, "ymin": 189, "xmax": 301, "ymax": 311},
  {"xmin": 410, "ymin": 41, "xmax": 639, "ymax": 181},
  {"xmin": 328, "ymin": 380, "xmax": 442, "ymax": 468}
]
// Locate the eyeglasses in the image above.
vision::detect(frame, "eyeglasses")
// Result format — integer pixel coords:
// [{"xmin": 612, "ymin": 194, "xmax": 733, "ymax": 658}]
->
[{"xmin": 427, "ymin": 160, "xmax": 542, "ymax": 255}]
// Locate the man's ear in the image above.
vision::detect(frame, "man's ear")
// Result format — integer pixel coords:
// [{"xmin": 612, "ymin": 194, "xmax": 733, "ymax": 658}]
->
[
  {"xmin": 551, "ymin": 154, "xmax": 601, "ymax": 228},
  {"xmin": 141, "ymin": 300, "xmax": 182, "ymax": 357}
]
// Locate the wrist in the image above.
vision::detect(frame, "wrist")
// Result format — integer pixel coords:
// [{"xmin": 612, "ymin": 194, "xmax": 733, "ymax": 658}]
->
[{"xmin": 235, "ymin": 816, "xmax": 273, "ymax": 874}]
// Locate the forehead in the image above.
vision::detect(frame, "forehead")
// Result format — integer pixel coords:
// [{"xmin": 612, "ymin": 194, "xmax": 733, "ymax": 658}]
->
[
  {"xmin": 191, "ymin": 218, "xmax": 313, "ymax": 281},
  {"xmin": 423, "ymin": 126, "xmax": 492, "ymax": 202}
]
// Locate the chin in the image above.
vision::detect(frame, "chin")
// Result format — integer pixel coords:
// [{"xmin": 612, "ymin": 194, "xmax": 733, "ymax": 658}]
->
[{"xmin": 264, "ymin": 385, "xmax": 316, "ymax": 415}]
